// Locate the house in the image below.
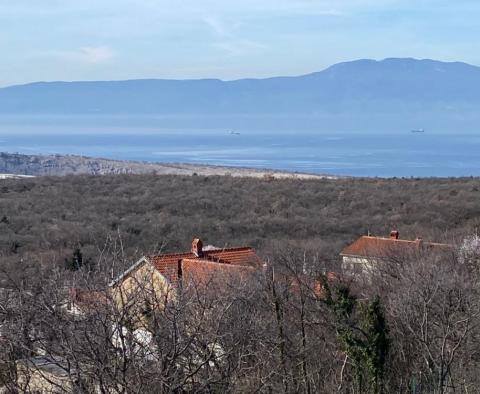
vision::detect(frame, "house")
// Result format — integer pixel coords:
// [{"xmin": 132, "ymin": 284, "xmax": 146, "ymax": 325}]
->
[
  {"xmin": 109, "ymin": 238, "xmax": 263, "ymax": 315},
  {"xmin": 340, "ymin": 230, "xmax": 452, "ymax": 275},
  {"xmin": 63, "ymin": 287, "xmax": 109, "ymax": 317}
]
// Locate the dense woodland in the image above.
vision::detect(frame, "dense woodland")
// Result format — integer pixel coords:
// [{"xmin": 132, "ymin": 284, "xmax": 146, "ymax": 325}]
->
[
  {"xmin": 1, "ymin": 174, "xmax": 480, "ymax": 392},
  {"xmin": 0, "ymin": 174, "xmax": 479, "ymax": 268}
]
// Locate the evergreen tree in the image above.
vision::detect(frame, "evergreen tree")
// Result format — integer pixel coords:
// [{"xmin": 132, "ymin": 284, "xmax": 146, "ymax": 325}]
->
[{"xmin": 321, "ymin": 280, "xmax": 389, "ymax": 393}]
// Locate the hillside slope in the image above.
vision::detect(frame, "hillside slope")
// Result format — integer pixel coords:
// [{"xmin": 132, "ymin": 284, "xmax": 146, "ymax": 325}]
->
[{"xmin": 1, "ymin": 58, "xmax": 479, "ymax": 115}]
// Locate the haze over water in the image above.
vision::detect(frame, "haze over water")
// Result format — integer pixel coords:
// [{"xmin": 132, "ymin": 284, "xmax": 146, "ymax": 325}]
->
[{"xmin": 1, "ymin": 121, "xmax": 479, "ymax": 177}]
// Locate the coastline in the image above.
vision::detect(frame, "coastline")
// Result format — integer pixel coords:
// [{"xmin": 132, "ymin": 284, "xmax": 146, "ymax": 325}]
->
[{"xmin": 0, "ymin": 152, "xmax": 338, "ymax": 180}]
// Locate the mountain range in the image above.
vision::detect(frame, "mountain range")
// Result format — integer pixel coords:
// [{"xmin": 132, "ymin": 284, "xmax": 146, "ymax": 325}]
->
[{"xmin": 1, "ymin": 58, "xmax": 480, "ymax": 131}]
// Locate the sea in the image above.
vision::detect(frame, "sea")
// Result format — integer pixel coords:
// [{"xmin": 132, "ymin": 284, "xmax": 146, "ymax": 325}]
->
[{"xmin": 0, "ymin": 120, "xmax": 479, "ymax": 177}]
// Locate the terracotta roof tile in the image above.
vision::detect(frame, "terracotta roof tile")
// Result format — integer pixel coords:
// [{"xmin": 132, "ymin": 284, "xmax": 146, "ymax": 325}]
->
[
  {"xmin": 150, "ymin": 253, "xmax": 193, "ymax": 284},
  {"xmin": 69, "ymin": 288, "xmax": 109, "ymax": 308},
  {"xmin": 181, "ymin": 258, "xmax": 255, "ymax": 289},
  {"xmin": 152, "ymin": 252, "xmax": 195, "ymax": 265},
  {"xmin": 340, "ymin": 236, "xmax": 451, "ymax": 259},
  {"xmin": 149, "ymin": 246, "xmax": 263, "ymax": 284},
  {"xmin": 205, "ymin": 247, "xmax": 263, "ymax": 267}
]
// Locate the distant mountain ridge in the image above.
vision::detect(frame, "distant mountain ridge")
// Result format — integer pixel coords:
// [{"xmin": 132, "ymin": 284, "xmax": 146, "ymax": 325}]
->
[{"xmin": 1, "ymin": 58, "xmax": 480, "ymax": 131}]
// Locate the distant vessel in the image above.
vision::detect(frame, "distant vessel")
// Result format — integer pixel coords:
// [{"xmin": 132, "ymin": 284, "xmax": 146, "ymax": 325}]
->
[
  {"xmin": 229, "ymin": 131, "xmax": 241, "ymax": 135},
  {"xmin": 411, "ymin": 128, "xmax": 425, "ymax": 133}
]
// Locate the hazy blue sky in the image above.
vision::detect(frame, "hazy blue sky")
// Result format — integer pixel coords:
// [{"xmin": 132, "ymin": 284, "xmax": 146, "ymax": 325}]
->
[{"xmin": 1, "ymin": 0, "xmax": 479, "ymax": 86}]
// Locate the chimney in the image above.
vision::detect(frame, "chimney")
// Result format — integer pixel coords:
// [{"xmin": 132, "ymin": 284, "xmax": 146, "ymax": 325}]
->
[
  {"xmin": 390, "ymin": 230, "xmax": 399, "ymax": 240},
  {"xmin": 192, "ymin": 238, "xmax": 203, "ymax": 257}
]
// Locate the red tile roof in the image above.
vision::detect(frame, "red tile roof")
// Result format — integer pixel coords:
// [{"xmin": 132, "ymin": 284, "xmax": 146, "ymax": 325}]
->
[
  {"xmin": 149, "ymin": 245, "xmax": 263, "ymax": 284},
  {"xmin": 340, "ymin": 236, "xmax": 451, "ymax": 259},
  {"xmin": 182, "ymin": 258, "xmax": 256, "ymax": 289},
  {"xmin": 151, "ymin": 253, "xmax": 191, "ymax": 284},
  {"xmin": 68, "ymin": 288, "xmax": 109, "ymax": 309},
  {"xmin": 205, "ymin": 247, "xmax": 263, "ymax": 266},
  {"xmin": 267, "ymin": 271, "xmax": 339, "ymax": 302}
]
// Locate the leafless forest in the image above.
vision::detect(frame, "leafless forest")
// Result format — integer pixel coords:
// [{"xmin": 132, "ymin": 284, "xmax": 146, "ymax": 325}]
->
[
  {"xmin": 1, "ymin": 174, "xmax": 480, "ymax": 392},
  {"xmin": 1, "ymin": 174, "xmax": 479, "ymax": 266}
]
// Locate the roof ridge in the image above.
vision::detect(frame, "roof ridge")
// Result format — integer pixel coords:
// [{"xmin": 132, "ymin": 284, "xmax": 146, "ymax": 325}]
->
[
  {"xmin": 150, "ymin": 251, "xmax": 194, "ymax": 259},
  {"xmin": 150, "ymin": 246, "xmax": 254, "ymax": 260},
  {"xmin": 364, "ymin": 236, "xmax": 417, "ymax": 243},
  {"xmin": 361, "ymin": 236, "xmax": 450, "ymax": 246},
  {"xmin": 207, "ymin": 246, "xmax": 255, "ymax": 253}
]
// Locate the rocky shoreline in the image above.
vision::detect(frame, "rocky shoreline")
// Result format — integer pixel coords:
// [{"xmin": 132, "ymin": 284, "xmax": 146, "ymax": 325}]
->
[{"xmin": 0, "ymin": 152, "xmax": 336, "ymax": 180}]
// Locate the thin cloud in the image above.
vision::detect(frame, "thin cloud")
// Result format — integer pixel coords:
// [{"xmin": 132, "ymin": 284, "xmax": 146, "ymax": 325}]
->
[
  {"xmin": 78, "ymin": 46, "xmax": 114, "ymax": 64},
  {"xmin": 55, "ymin": 46, "xmax": 115, "ymax": 64},
  {"xmin": 202, "ymin": 16, "xmax": 235, "ymax": 38}
]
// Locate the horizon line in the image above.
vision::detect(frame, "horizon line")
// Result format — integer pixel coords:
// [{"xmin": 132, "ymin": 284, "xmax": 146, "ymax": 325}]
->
[{"xmin": 1, "ymin": 57, "xmax": 477, "ymax": 89}]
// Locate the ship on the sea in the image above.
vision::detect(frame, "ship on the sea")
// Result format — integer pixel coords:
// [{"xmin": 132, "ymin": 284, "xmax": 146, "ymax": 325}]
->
[{"xmin": 411, "ymin": 128, "xmax": 425, "ymax": 133}]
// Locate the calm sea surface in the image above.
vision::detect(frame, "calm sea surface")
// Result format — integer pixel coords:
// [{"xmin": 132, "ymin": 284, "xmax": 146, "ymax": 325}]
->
[{"xmin": 1, "ymin": 128, "xmax": 479, "ymax": 177}]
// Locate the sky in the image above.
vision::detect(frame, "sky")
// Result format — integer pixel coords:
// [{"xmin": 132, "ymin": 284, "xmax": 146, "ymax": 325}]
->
[{"xmin": 1, "ymin": 0, "xmax": 480, "ymax": 86}]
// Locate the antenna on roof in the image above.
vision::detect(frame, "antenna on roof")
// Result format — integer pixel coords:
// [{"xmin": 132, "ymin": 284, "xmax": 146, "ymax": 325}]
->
[{"xmin": 367, "ymin": 230, "xmax": 371, "ymax": 236}]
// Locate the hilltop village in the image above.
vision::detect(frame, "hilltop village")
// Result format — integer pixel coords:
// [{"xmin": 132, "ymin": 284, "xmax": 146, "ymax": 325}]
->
[
  {"xmin": 0, "ymin": 173, "xmax": 478, "ymax": 392},
  {"xmin": 3, "ymin": 2, "xmax": 480, "ymax": 392},
  {"xmin": 2, "ymin": 231, "xmax": 454, "ymax": 392}
]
